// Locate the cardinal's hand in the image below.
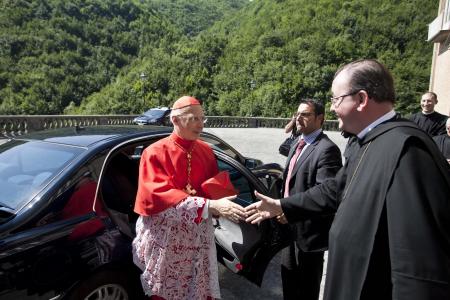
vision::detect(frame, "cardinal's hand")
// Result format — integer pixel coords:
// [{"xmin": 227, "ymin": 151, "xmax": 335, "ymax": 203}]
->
[{"xmin": 208, "ymin": 195, "xmax": 246, "ymax": 223}]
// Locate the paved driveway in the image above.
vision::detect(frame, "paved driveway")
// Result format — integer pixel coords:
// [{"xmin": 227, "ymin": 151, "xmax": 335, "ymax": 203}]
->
[{"xmin": 205, "ymin": 128, "xmax": 346, "ymax": 300}]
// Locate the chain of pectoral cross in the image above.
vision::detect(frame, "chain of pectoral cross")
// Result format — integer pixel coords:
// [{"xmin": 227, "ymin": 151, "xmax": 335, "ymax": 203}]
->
[
  {"xmin": 184, "ymin": 147, "xmax": 197, "ymax": 196},
  {"xmin": 170, "ymin": 137, "xmax": 197, "ymax": 196}
]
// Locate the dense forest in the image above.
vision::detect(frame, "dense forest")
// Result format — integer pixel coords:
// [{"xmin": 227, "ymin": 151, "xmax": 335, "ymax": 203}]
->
[
  {"xmin": 0, "ymin": 0, "xmax": 247, "ymax": 114},
  {"xmin": 0, "ymin": 0, "xmax": 438, "ymax": 117}
]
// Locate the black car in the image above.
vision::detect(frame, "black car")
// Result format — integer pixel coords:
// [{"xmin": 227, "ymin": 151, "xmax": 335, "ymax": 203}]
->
[
  {"xmin": 0, "ymin": 125, "xmax": 285, "ymax": 300},
  {"xmin": 133, "ymin": 107, "xmax": 171, "ymax": 126}
]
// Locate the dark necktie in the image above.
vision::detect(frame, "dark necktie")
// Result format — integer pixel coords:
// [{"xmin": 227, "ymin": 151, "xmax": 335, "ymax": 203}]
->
[{"xmin": 284, "ymin": 138, "xmax": 306, "ymax": 197}]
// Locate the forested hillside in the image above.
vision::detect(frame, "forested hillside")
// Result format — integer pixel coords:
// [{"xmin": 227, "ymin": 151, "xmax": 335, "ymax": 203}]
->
[
  {"xmin": 148, "ymin": 0, "xmax": 248, "ymax": 37},
  {"xmin": 208, "ymin": 0, "xmax": 438, "ymax": 116},
  {"xmin": 0, "ymin": 0, "xmax": 438, "ymax": 116},
  {"xmin": 0, "ymin": 0, "xmax": 247, "ymax": 114},
  {"xmin": 80, "ymin": 0, "xmax": 438, "ymax": 117}
]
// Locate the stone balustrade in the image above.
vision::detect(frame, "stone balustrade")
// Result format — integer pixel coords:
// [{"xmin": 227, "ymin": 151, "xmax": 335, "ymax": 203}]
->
[
  {"xmin": 206, "ymin": 116, "xmax": 339, "ymax": 131},
  {"xmin": 0, "ymin": 115, "xmax": 339, "ymax": 137}
]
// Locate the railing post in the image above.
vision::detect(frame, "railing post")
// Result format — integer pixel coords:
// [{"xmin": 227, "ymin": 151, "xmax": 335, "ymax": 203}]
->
[{"xmin": 27, "ymin": 117, "xmax": 44, "ymax": 133}]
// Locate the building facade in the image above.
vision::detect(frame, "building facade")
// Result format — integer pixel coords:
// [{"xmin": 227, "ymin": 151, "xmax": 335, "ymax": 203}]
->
[{"xmin": 428, "ymin": 0, "xmax": 450, "ymax": 115}]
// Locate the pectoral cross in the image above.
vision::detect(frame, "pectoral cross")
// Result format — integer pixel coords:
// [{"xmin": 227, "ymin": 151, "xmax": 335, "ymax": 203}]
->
[
  {"xmin": 171, "ymin": 138, "xmax": 197, "ymax": 196},
  {"xmin": 185, "ymin": 183, "xmax": 197, "ymax": 195}
]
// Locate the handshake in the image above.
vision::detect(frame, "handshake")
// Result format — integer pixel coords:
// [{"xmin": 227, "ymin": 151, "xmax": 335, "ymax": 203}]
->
[{"xmin": 208, "ymin": 191, "xmax": 283, "ymax": 224}]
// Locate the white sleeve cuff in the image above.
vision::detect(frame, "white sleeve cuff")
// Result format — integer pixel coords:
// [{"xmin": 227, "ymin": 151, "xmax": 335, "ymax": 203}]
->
[{"xmin": 201, "ymin": 199, "xmax": 210, "ymax": 220}]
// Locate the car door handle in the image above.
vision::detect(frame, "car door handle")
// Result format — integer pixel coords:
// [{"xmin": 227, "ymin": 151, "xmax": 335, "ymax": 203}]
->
[{"xmin": 222, "ymin": 257, "xmax": 243, "ymax": 273}]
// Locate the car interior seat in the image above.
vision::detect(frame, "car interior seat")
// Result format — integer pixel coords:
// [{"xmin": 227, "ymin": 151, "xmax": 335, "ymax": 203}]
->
[{"xmin": 101, "ymin": 153, "xmax": 139, "ymax": 223}]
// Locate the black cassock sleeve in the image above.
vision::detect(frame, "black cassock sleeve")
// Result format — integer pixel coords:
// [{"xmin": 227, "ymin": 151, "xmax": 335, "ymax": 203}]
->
[
  {"xmin": 280, "ymin": 167, "xmax": 343, "ymax": 222},
  {"xmin": 280, "ymin": 136, "xmax": 357, "ymax": 222}
]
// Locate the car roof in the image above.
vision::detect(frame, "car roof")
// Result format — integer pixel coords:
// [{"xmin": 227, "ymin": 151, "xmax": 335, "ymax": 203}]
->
[
  {"xmin": 145, "ymin": 107, "xmax": 170, "ymax": 112},
  {"xmin": 13, "ymin": 125, "xmax": 173, "ymax": 147}
]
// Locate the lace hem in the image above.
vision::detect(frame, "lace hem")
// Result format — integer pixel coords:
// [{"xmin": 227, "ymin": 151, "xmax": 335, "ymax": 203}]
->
[{"xmin": 132, "ymin": 196, "xmax": 220, "ymax": 299}]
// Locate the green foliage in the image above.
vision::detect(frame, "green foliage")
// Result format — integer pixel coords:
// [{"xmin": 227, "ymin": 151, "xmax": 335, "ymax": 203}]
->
[
  {"xmin": 195, "ymin": 0, "xmax": 436, "ymax": 117},
  {"xmin": 0, "ymin": 0, "xmax": 151, "ymax": 114},
  {"xmin": 147, "ymin": 0, "xmax": 248, "ymax": 37},
  {"xmin": 0, "ymin": 0, "xmax": 438, "ymax": 117},
  {"xmin": 0, "ymin": 0, "xmax": 246, "ymax": 114}
]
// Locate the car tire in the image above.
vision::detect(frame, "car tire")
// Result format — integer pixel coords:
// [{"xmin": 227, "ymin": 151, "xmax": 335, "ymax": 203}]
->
[{"xmin": 64, "ymin": 268, "xmax": 145, "ymax": 300}]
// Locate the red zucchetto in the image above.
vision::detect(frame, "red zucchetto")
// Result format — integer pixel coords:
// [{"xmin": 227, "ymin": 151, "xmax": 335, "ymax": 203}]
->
[{"xmin": 171, "ymin": 96, "xmax": 201, "ymax": 110}]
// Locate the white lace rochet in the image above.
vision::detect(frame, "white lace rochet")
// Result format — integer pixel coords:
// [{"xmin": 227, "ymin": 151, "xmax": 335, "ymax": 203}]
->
[{"xmin": 132, "ymin": 196, "xmax": 220, "ymax": 300}]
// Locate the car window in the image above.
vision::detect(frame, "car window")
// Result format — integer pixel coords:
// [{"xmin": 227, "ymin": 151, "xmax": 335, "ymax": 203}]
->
[
  {"xmin": 201, "ymin": 135, "xmax": 243, "ymax": 163},
  {"xmin": 216, "ymin": 160, "xmax": 255, "ymax": 207},
  {"xmin": 0, "ymin": 140, "xmax": 84, "ymax": 211},
  {"xmin": 144, "ymin": 109, "xmax": 168, "ymax": 117},
  {"xmin": 35, "ymin": 155, "xmax": 106, "ymax": 239}
]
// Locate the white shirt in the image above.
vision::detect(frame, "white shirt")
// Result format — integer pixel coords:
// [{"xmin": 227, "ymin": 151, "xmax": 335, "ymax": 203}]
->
[
  {"xmin": 357, "ymin": 110, "xmax": 396, "ymax": 139},
  {"xmin": 297, "ymin": 128, "xmax": 322, "ymax": 161}
]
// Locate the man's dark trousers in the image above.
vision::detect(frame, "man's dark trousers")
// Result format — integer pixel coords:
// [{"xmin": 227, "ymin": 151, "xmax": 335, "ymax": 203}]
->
[{"xmin": 281, "ymin": 244, "xmax": 324, "ymax": 300}]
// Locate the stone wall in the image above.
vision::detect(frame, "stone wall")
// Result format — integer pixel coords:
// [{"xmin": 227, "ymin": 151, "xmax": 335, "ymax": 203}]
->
[
  {"xmin": 429, "ymin": 0, "xmax": 450, "ymax": 116},
  {"xmin": 0, "ymin": 115, "xmax": 339, "ymax": 137},
  {"xmin": 206, "ymin": 116, "xmax": 339, "ymax": 131}
]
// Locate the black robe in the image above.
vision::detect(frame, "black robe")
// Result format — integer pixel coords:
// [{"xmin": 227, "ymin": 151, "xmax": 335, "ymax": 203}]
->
[
  {"xmin": 281, "ymin": 117, "xmax": 450, "ymax": 300},
  {"xmin": 409, "ymin": 111, "xmax": 447, "ymax": 137},
  {"xmin": 433, "ymin": 134, "xmax": 450, "ymax": 159}
]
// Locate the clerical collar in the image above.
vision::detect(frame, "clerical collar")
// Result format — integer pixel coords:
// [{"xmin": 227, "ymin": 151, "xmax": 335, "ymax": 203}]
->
[
  {"xmin": 421, "ymin": 110, "xmax": 435, "ymax": 115},
  {"xmin": 357, "ymin": 110, "xmax": 396, "ymax": 139},
  {"xmin": 170, "ymin": 132, "xmax": 195, "ymax": 151}
]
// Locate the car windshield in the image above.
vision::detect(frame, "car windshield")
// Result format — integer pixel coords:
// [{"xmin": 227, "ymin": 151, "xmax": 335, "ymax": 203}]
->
[
  {"xmin": 0, "ymin": 140, "xmax": 84, "ymax": 211},
  {"xmin": 143, "ymin": 109, "xmax": 167, "ymax": 117}
]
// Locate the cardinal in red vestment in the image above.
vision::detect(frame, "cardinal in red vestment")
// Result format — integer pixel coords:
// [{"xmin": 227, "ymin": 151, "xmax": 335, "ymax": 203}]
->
[{"xmin": 132, "ymin": 96, "xmax": 246, "ymax": 300}]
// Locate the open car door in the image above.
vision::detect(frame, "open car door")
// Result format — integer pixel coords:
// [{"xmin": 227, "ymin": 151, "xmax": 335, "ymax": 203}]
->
[
  {"xmin": 212, "ymin": 151, "xmax": 289, "ymax": 286},
  {"xmin": 96, "ymin": 134, "xmax": 289, "ymax": 287}
]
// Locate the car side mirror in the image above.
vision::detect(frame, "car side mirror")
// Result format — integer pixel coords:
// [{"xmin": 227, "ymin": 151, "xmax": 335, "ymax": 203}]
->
[{"xmin": 244, "ymin": 158, "xmax": 263, "ymax": 169}]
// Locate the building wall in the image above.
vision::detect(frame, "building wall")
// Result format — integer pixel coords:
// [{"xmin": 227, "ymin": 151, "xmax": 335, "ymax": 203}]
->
[{"xmin": 430, "ymin": 0, "xmax": 450, "ymax": 115}]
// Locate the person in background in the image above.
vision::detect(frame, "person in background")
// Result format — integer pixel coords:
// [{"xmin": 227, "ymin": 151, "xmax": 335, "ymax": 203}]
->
[
  {"xmin": 433, "ymin": 117, "xmax": 450, "ymax": 164},
  {"xmin": 246, "ymin": 59, "xmax": 450, "ymax": 300},
  {"xmin": 279, "ymin": 99, "xmax": 341, "ymax": 300},
  {"xmin": 409, "ymin": 91, "xmax": 447, "ymax": 136},
  {"xmin": 132, "ymin": 96, "xmax": 246, "ymax": 300},
  {"xmin": 279, "ymin": 113, "xmax": 301, "ymax": 157},
  {"xmin": 284, "ymin": 113, "xmax": 298, "ymax": 136}
]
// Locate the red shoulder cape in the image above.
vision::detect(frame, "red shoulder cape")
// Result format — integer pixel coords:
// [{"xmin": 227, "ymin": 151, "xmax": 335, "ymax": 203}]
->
[{"xmin": 134, "ymin": 133, "xmax": 220, "ymax": 215}]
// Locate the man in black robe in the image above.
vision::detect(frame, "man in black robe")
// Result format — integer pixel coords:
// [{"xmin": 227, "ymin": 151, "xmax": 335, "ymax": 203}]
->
[
  {"xmin": 433, "ymin": 117, "xmax": 450, "ymax": 164},
  {"xmin": 245, "ymin": 59, "xmax": 450, "ymax": 300},
  {"xmin": 409, "ymin": 91, "xmax": 447, "ymax": 136}
]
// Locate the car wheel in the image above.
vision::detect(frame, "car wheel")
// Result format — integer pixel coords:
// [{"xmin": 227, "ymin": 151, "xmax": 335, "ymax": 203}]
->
[
  {"xmin": 85, "ymin": 283, "xmax": 127, "ymax": 300},
  {"xmin": 65, "ymin": 268, "xmax": 144, "ymax": 300}
]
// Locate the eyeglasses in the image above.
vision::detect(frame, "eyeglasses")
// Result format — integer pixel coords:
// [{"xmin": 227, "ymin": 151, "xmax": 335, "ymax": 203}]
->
[
  {"xmin": 330, "ymin": 90, "xmax": 360, "ymax": 107},
  {"xmin": 177, "ymin": 115, "xmax": 208, "ymax": 124},
  {"xmin": 294, "ymin": 112, "xmax": 314, "ymax": 118}
]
